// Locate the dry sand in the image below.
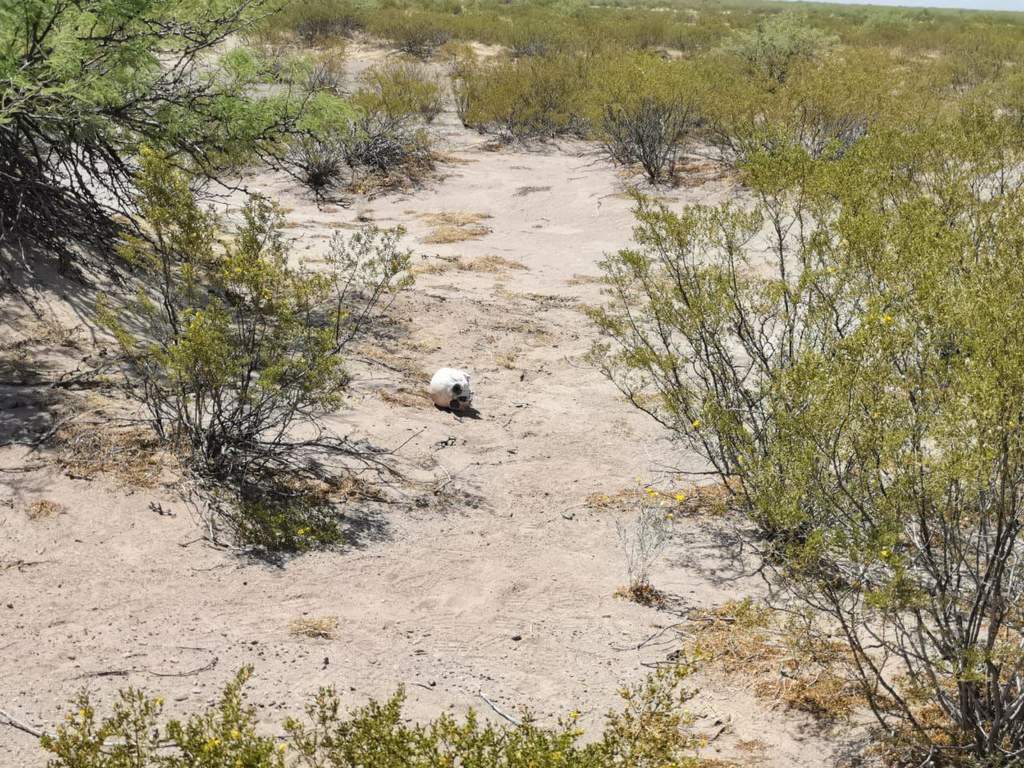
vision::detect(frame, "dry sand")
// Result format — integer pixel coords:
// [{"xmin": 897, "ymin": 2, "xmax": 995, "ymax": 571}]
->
[{"xmin": 0, "ymin": 48, "xmax": 859, "ymax": 767}]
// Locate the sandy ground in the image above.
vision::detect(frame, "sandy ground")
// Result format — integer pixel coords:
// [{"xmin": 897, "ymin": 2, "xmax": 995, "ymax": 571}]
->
[{"xmin": 0, "ymin": 47, "xmax": 860, "ymax": 767}]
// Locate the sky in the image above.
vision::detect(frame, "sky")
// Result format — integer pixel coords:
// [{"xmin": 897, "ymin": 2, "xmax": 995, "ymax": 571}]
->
[{"xmin": 783, "ymin": 0, "xmax": 1024, "ymax": 9}]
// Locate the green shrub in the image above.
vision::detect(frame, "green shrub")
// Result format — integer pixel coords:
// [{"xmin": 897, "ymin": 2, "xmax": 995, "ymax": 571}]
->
[
  {"xmin": 0, "ymin": 0, "xmax": 298, "ymax": 266},
  {"xmin": 256, "ymin": 0, "xmax": 365, "ymax": 45},
  {"xmin": 103, "ymin": 152, "xmax": 412, "ymax": 551},
  {"xmin": 41, "ymin": 665, "xmax": 702, "ymax": 768},
  {"xmin": 41, "ymin": 668, "xmax": 285, "ymax": 768},
  {"xmin": 590, "ymin": 119, "xmax": 1024, "ymax": 763},
  {"xmin": 592, "ymin": 55, "xmax": 699, "ymax": 183},
  {"xmin": 355, "ymin": 61, "xmax": 444, "ymax": 123},
  {"xmin": 724, "ymin": 13, "xmax": 837, "ymax": 86},
  {"xmin": 457, "ymin": 54, "xmax": 590, "ymax": 140}
]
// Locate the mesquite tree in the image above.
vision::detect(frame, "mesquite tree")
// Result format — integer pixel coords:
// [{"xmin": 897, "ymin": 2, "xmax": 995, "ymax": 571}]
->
[
  {"xmin": 591, "ymin": 115, "xmax": 1024, "ymax": 762},
  {"xmin": 0, "ymin": 0, "xmax": 299, "ymax": 265}
]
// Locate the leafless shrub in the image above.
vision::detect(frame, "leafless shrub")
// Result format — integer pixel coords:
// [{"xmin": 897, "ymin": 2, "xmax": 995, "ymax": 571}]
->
[
  {"xmin": 615, "ymin": 498, "xmax": 672, "ymax": 604},
  {"xmin": 601, "ymin": 97, "xmax": 696, "ymax": 184}
]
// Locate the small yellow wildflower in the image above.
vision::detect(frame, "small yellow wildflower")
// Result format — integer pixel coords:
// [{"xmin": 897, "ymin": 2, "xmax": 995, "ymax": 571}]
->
[
  {"xmin": 674, "ymin": 492, "xmax": 686, "ymax": 502},
  {"xmin": 230, "ymin": 728, "xmax": 241, "ymax": 741},
  {"xmin": 278, "ymin": 743, "xmax": 288, "ymax": 753},
  {"xmin": 882, "ymin": 314, "xmax": 893, "ymax": 325},
  {"xmin": 645, "ymin": 488, "xmax": 657, "ymax": 497},
  {"xmin": 691, "ymin": 418, "xmax": 702, "ymax": 429}
]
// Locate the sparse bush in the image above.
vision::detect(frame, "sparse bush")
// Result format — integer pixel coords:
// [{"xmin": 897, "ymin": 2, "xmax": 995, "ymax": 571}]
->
[
  {"xmin": 458, "ymin": 54, "xmax": 589, "ymax": 140},
  {"xmin": 259, "ymin": 0, "xmax": 364, "ymax": 45},
  {"xmin": 602, "ymin": 96, "xmax": 696, "ymax": 184},
  {"xmin": 41, "ymin": 668, "xmax": 285, "ymax": 768},
  {"xmin": 103, "ymin": 152, "xmax": 412, "ymax": 551},
  {"xmin": 341, "ymin": 112, "xmax": 433, "ymax": 178},
  {"xmin": 615, "ymin": 493, "xmax": 673, "ymax": 605},
  {"xmin": 285, "ymin": 135, "xmax": 349, "ymax": 198},
  {"xmin": 42, "ymin": 665, "xmax": 702, "ymax": 768},
  {"xmin": 725, "ymin": 13, "xmax": 836, "ymax": 86},
  {"xmin": 591, "ymin": 122, "xmax": 1024, "ymax": 763},
  {"xmin": 355, "ymin": 61, "xmax": 445, "ymax": 123},
  {"xmin": 374, "ymin": 10, "xmax": 453, "ymax": 59}
]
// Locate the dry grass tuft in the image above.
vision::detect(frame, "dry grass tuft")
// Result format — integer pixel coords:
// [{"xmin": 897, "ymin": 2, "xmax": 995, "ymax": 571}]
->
[
  {"xmin": 420, "ymin": 211, "xmax": 491, "ymax": 244},
  {"xmin": 586, "ymin": 479, "xmax": 737, "ymax": 516},
  {"xmin": 379, "ymin": 387, "xmax": 430, "ymax": 408},
  {"xmin": 289, "ymin": 616, "xmax": 339, "ymax": 639},
  {"xmin": 26, "ymin": 498, "xmax": 65, "ymax": 520},
  {"xmin": 495, "ymin": 346, "xmax": 522, "ymax": 370},
  {"xmin": 411, "ymin": 254, "xmax": 524, "ymax": 275},
  {"xmin": 682, "ymin": 599, "xmax": 863, "ymax": 721},
  {"xmin": 565, "ymin": 273, "xmax": 604, "ymax": 287},
  {"xmin": 55, "ymin": 422, "xmax": 170, "ymax": 488},
  {"xmin": 614, "ymin": 582, "xmax": 666, "ymax": 608}
]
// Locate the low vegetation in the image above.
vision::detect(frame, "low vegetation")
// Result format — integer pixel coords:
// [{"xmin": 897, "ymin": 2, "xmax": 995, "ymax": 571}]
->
[
  {"xmin": 40, "ymin": 666, "xmax": 703, "ymax": 768},
  {"xmin": 592, "ymin": 105, "xmax": 1024, "ymax": 762},
  {"xmin": 101, "ymin": 152, "xmax": 413, "ymax": 552}
]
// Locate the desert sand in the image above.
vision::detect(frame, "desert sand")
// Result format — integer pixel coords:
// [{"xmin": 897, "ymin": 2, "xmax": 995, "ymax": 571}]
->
[{"xmin": 1, "ymin": 45, "xmax": 857, "ymax": 767}]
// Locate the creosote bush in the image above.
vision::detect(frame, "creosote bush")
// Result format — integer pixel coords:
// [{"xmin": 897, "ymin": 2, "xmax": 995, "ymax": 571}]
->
[
  {"xmin": 41, "ymin": 665, "xmax": 703, "ymax": 768},
  {"xmin": 591, "ymin": 113, "xmax": 1024, "ymax": 763},
  {"xmin": 355, "ymin": 61, "xmax": 445, "ymax": 124},
  {"xmin": 103, "ymin": 152, "xmax": 412, "ymax": 551}
]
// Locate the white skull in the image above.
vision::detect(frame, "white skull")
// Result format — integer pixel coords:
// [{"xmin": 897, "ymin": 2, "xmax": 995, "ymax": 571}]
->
[{"xmin": 429, "ymin": 367, "xmax": 473, "ymax": 411}]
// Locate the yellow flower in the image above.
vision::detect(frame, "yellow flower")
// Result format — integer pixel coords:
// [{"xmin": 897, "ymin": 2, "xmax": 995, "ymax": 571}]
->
[
  {"xmin": 882, "ymin": 314, "xmax": 893, "ymax": 325},
  {"xmin": 674, "ymin": 492, "xmax": 686, "ymax": 502},
  {"xmin": 691, "ymin": 418, "xmax": 702, "ymax": 429},
  {"xmin": 645, "ymin": 488, "xmax": 657, "ymax": 497},
  {"xmin": 278, "ymin": 744, "xmax": 288, "ymax": 753},
  {"xmin": 230, "ymin": 728, "xmax": 241, "ymax": 740}
]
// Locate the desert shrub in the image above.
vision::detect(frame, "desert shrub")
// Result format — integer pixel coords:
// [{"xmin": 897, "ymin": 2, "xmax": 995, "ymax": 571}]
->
[
  {"xmin": 103, "ymin": 152, "xmax": 412, "ymax": 550},
  {"xmin": 371, "ymin": 9, "xmax": 453, "ymax": 59},
  {"xmin": 591, "ymin": 121, "xmax": 1024, "ymax": 763},
  {"xmin": 457, "ymin": 54, "xmax": 590, "ymax": 140},
  {"xmin": 341, "ymin": 112, "xmax": 433, "ymax": 178},
  {"xmin": 284, "ymin": 92, "xmax": 359, "ymax": 196},
  {"xmin": 286, "ymin": 136, "xmax": 349, "ymax": 198},
  {"xmin": 355, "ymin": 61, "xmax": 444, "ymax": 123},
  {"xmin": 42, "ymin": 665, "xmax": 701, "ymax": 768},
  {"xmin": 0, "ymin": 0, "xmax": 298, "ymax": 266},
  {"xmin": 41, "ymin": 668, "xmax": 285, "ymax": 768},
  {"xmin": 304, "ymin": 53, "xmax": 347, "ymax": 95},
  {"xmin": 615, "ymin": 493, "xmax": 673, "ymax": 605},
  {"xmin": 725, "ymin": 13, "xmax": 837, "ymax": 86},
  {"xmin": 596, "ymin": 56, "xmax": 699, "ymax": 183},
  {"xmin": 258, "ymin": 0, "xmax": 365, "ymax": 45}
]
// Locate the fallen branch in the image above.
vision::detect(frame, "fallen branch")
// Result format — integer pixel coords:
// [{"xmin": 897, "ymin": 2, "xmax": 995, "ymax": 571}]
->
[
  {"xmin": 479, "ymin": 692, "xmax": 521, "ymax": 727},
  {"xmin": 0, "ymin": 708, "xmax": 44, "ymax": 738}
]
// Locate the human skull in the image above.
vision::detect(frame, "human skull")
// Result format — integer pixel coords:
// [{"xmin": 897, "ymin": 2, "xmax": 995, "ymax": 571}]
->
[{"xmin": 429, "ymin": 367, "xmax": 473, "ymax": 411}]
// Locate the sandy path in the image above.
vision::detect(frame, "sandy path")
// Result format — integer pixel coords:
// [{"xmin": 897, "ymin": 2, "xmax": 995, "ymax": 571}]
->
[{"xmin": 1, "ymin": 80, "xmax": 852, "ymax": 767}]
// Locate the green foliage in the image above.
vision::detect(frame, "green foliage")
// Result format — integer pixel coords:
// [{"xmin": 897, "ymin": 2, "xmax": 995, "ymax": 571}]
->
[
  {"xmin": 724, "ymin": 13, "xmax": 836, "ymax": 86},
  {"xmin": 591, "ymin": 113, "xmax": 1024, "ymax": 762},
  {"xmin": 103, "ymin": 152, "xmax": 412, "ymax": 551},
  {"xmin": 355, "ymin": 61, "xmax": 444, "ymax": 124},
  {"xmin": 594, "ymin": 54, "xmax": 698, "ymax": 183},
  {"xmin": 457, "ymin": 54, "xmax": 590, "ymax": 140},
  {"xmin": 41, "ymin": 668, "xmax": 286, "ymax": 768},
  {"xmin": 42, "ymin": 665, "xmax": 700, "ymax": 768},
  {"xmin": 0, "ymin": 0, "xmax": 298, "ymax": 260}
]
